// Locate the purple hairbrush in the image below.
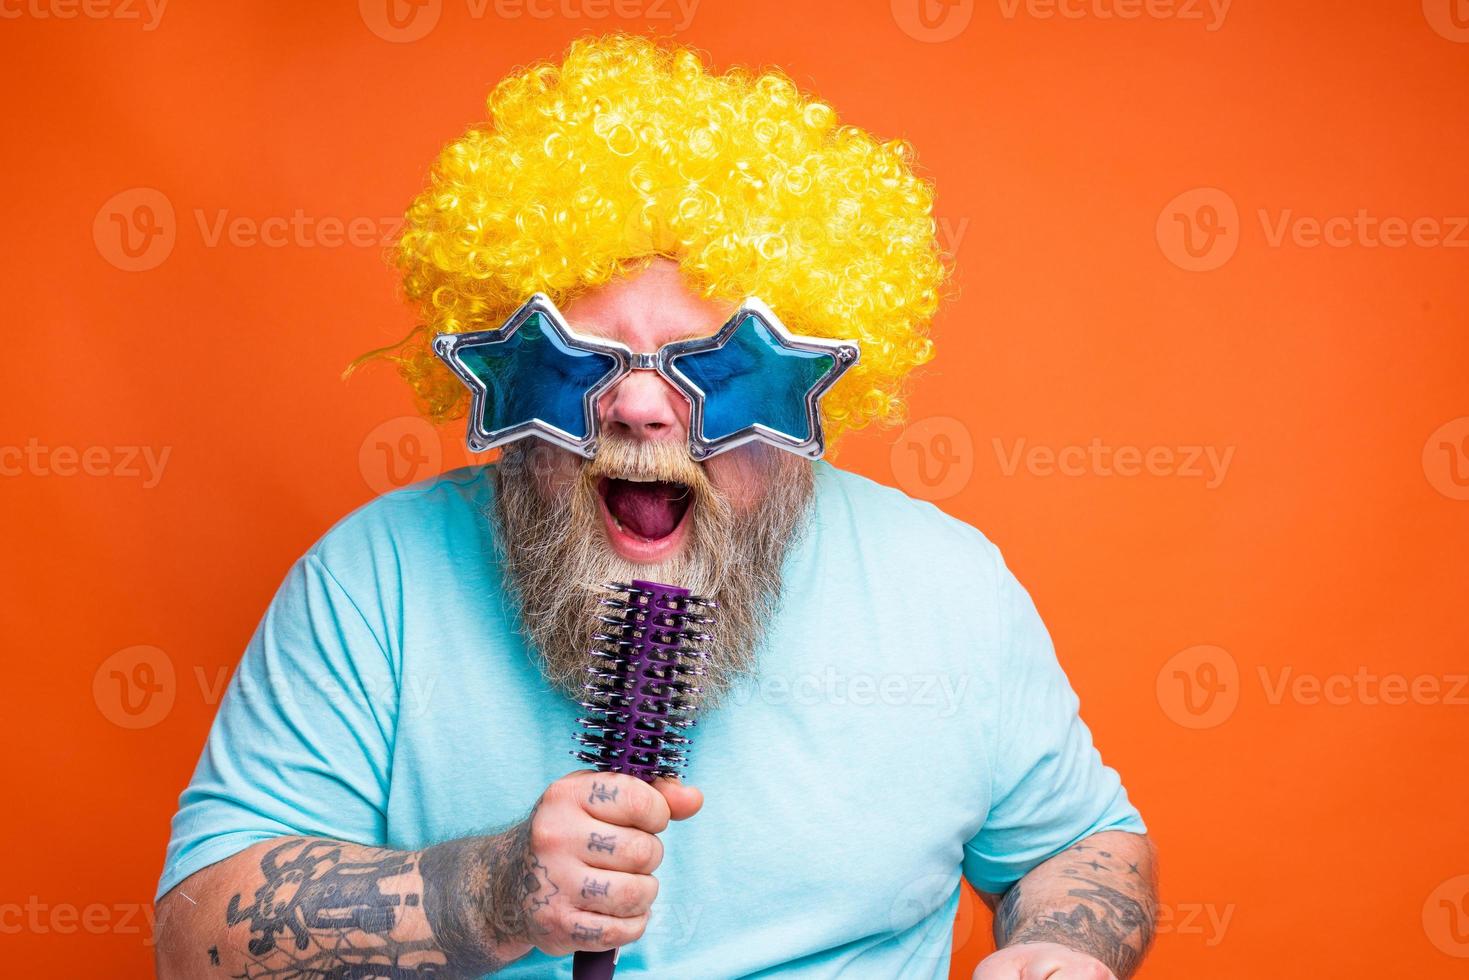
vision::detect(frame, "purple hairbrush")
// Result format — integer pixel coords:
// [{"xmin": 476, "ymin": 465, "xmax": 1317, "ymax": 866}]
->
[{"xmin": 571, "ymin": 580, "xmax": 715, "ymax": 980}]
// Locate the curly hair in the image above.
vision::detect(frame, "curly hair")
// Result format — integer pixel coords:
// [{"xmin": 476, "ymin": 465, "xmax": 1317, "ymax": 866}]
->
[{"xmin": 371, "ymin": 33, "xmax": 950, "ymax": 441}]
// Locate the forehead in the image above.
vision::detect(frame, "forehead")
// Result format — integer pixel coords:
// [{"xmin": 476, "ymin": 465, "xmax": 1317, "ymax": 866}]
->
[{"xmin": 560, "ymin": 259, "xmax": 730, "ymax": 353}]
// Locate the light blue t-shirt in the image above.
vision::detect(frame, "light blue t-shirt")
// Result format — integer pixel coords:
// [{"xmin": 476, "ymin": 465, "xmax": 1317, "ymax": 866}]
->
[{"xmin": 159, "ymin": 462, "xmax": 1144, "ymax": 978}]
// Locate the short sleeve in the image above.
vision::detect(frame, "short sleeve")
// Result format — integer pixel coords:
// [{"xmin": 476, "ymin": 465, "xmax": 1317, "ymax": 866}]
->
[
  {"xmin": 156, "ymin": 553, "xmax": 398, "ymax": 900},
  {"xmin": 962, "ymin": 562, "xmax": 1146, "ymax": 895}
]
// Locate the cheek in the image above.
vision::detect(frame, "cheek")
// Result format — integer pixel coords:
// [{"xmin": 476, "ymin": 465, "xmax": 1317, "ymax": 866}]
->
[
  {"xmin": 704, "ymin": 445, "xmax": 776, "ymax": 510},
  {"xmin": 518, "ymin": 444, "xmax": 582, "ymax": 499}
]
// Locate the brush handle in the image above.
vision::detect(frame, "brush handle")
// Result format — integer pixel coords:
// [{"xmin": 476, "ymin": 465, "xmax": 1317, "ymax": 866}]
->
[{"xmin": 572, "ymin": 948, "xmax": 618, "ymax": 980}]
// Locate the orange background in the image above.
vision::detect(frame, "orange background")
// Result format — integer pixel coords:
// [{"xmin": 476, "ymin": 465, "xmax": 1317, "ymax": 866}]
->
[{"xmin": 3, "ymin": 1, "xmax": 1467, "ymax": 976}]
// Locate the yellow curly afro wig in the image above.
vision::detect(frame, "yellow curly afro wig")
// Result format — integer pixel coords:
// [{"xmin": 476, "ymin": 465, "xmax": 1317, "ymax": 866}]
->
[{"xmin": 377, "ymin": 33, "xmax": 950, "ymax": 441}]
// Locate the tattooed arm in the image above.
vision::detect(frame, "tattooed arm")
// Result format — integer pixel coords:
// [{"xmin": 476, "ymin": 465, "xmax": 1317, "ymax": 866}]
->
[
  {"xmin": 154, "ymin": 771, "xmax": 702, "ymax": 979},
  {"xmin": 976, "ymin": 831, "xmax": 1157, "ymax": 980}
]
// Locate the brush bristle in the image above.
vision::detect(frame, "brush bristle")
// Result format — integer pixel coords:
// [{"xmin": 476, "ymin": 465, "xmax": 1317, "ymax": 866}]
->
[{"xmin": 575, "ymin": 580, "xmax": 715, "ymax": 781}]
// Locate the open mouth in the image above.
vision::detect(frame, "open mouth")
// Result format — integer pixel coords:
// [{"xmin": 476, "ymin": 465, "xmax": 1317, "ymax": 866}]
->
[{"xmin": 596, "ymin": 476, "xmax": 693, "ymax": 560}]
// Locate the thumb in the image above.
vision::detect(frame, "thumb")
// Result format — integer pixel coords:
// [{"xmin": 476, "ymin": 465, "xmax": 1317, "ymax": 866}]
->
[{"xmin": 653, "ymin": 776, "xmax": 703, "ymax": 820}]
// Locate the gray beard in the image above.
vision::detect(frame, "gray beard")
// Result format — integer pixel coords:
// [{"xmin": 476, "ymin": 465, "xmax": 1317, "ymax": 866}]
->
[{"xmin": 490, "ymin": 439, "xmax": 814, "ymax": 705}]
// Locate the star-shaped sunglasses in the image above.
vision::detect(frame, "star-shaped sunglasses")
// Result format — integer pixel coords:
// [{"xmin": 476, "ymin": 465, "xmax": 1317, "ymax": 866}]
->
[{"xmin": 433, "ymin": 293, "xmax": 860, "ymax": 461}]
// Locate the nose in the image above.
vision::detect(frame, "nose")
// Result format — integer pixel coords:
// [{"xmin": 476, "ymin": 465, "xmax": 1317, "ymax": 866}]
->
[{"xmin": 599, "ymin": 369, "xmax": 688, "ymax": 443}]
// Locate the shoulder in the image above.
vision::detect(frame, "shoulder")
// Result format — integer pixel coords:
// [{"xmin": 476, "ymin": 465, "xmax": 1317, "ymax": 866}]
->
[
  {"xmin": 304, "ymin": 465, "xmax": 497, "ymax": 586},
  {"xmin": 807, "ymin": 463, "xmax": 1045, "ymax": 665},
  {"xmin": 810, "ymin": 462, "xmax": 1006, "ymax": 585}
]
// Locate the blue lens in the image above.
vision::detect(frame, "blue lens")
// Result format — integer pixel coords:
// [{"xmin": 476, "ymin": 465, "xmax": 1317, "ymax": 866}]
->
[
  {"xmin": 672, "ymin": 313, "xmax": 835, "ymax": 443},
  {"xmin": 458, "ymin": 312, "xmax": 619, "ymax": 440}
]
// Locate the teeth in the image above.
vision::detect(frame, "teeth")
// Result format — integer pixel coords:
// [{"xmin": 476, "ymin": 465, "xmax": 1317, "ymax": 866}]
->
[{"xmin": 606, "ymin": 475, "xmax": 688, "ymax": 487}]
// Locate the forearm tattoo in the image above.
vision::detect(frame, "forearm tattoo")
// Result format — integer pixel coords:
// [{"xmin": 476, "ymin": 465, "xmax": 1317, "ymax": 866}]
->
[
  {"xmin": 992, "ymin": 839, "xmax": 1157, "ymax": 979},
  {"xmin": 218, "ymin": 812, "xmax": 555, "ymax": 978}
]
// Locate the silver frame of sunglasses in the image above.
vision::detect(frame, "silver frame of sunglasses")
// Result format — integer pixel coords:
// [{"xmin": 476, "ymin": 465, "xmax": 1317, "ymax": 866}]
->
[{"xmin": 433, "ymin": 292, "xmax": 859, "ymax": 461}]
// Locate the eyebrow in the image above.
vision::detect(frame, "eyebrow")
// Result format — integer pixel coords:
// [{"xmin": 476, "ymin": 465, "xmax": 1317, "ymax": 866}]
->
[{"xmin": 571, "ymin": 320, "xmax": 722, "ymax": 351}]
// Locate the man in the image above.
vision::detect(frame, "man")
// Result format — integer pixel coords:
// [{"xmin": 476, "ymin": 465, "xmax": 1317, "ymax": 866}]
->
[{"xmin": 155, "ymin": 34, "xmax": 1156, "ymax": 979}]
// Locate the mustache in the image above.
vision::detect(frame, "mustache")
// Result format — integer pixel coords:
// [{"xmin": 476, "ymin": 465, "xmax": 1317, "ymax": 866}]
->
[{"xmin": 582, "ymin": 436, "xmax": 709, "ymax": 489}]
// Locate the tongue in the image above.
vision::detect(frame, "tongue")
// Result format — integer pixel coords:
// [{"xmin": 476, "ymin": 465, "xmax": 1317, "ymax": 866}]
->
[{"xmin": 604, "ymin": 479, "xmax": 687, "ymax": 540}]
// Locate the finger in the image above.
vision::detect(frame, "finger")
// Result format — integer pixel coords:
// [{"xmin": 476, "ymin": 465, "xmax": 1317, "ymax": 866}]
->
[
  {"xmin": 1048, "ymin": 964, "xmax": 1115, "ymax": 980},
  {"xmin": 570, "ymin": 771, "xmax": 672, "ymax": 833},
  {"xmin": 1018, "ymin": 957, "xmax": 1066, "ymax": 980},
  {"xmin": 972, "ymin": 953, "xmax": 1023, "ymax": 979},
  {"xmin": 653, "ymin": 776, "xmax": 703, "ymax": 820},
  {"xmin": 575, "ymin": 816, "xmax": 663, "ymax": 874},
  {"xmin": 558, "ymin": 909, "xmax": 648, "ymax": 953},
  {"xmin": 567, "ymin": 868, "xmax": 659, "ymax": 917}
]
